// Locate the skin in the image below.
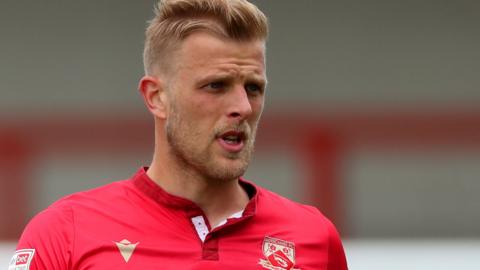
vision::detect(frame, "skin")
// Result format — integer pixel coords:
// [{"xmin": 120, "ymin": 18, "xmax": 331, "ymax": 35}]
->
[{"xmin": 139, "ymin": 32, "xmax": 266, "ymax": 227}]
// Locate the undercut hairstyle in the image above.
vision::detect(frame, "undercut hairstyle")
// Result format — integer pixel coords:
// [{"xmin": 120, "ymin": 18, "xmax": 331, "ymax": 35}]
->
[{"xmin": 143, "ymin": 0, "xmax": 268, "ymax": 75}]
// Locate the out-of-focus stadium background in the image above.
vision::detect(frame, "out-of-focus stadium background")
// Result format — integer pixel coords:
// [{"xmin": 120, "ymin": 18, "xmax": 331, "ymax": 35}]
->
[{"xmin": 1, "ymin": 0, "xmax": 479, "ymax": 268}]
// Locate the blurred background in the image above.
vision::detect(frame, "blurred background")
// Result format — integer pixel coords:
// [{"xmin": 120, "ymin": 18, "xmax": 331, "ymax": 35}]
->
[{"xmin": 1, "ymin": 0, "xmax": 480, "ymax": 268}]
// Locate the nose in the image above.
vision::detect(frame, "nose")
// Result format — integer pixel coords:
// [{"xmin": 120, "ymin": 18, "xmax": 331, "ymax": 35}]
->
[{"xmin": 227, "ymin": 84, "xmax": 253, "ymax": 120}]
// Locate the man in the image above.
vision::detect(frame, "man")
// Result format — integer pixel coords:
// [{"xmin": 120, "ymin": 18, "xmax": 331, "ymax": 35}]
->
[{"xmin": 11, "ymin": 0, "xmax": 348, "ymax": 269}]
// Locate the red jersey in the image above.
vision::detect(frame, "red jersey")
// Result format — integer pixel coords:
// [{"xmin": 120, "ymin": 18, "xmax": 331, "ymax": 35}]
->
[{"xmin": 12, "ymin": 168, "xmax": 347, "ymax": 270}]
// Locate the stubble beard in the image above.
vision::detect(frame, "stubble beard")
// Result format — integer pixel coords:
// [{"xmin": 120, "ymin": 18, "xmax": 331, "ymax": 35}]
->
[{"xmin": 165, "ymin": 107, "xmax": 256, "ymax": 184}]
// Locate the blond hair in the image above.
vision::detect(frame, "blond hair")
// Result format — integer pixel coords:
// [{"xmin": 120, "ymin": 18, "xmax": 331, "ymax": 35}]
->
[{"xmin": 143, "ymin": 0, "xmax": 268, "ymax": 75}]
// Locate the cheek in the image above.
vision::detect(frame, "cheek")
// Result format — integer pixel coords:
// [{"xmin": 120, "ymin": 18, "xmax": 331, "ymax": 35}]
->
[
  {"xmin": 176, "ymin": 94, "xmax": 205, "ymax": 117},
  {"xmin": 251, "ymin": 98, "xmax": 264, "ymax": 119},
  {"xmin": 180, "ymin": 98, "xmax": 217, "ymax": 134},
  {"xmin": 190, "ymin": 95, "xmax": 221, "ymax": 121}
]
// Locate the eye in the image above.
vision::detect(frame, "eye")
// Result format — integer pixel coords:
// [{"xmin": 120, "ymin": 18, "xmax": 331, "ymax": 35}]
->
[
  {"xmin": 245, "ymin": 83, "xmax": 263, "ymax": 94},
  {"xmin": 205, "ymin": 81, "xmax": 225, "ymax": 90}
]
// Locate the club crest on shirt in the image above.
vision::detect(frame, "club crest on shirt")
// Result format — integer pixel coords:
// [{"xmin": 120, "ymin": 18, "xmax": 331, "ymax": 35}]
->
[
  {"xmin": 8, "ymin": 249, "xmax": 35, "ymax": 270},
  {"xmin": 258, "ymin": 236, "xmax": 299, "ymax": 270}
]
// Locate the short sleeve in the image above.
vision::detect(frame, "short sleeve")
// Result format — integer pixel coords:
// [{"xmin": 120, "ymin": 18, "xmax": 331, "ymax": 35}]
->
[
  {"xmin": 326, "ymin": 219, "xmax": 348, "ymax": 270},
  {"xmin": 11, "ymin": 204, "xmax": 74, "ymax": 270}
]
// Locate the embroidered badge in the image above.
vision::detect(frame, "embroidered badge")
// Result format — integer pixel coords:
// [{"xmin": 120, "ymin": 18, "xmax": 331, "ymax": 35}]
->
[
  {"xmin": 8, "ymin": 249, "xmax": 35, "ymax": 270},
  {"xmin": 258, "ymin": 236, "xmax": 299, "ymax": 270}
]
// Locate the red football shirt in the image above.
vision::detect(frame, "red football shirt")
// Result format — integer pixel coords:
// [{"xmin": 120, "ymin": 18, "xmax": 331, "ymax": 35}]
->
[{"xmin": 12, "ymin": 168, "xmax": 348, "ymax": 270}]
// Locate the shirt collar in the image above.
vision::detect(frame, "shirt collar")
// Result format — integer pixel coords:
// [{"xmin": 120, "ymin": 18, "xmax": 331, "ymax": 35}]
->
[{"xmin": 132, "ymin": 167, "xmax": 258, "ymax": 216}]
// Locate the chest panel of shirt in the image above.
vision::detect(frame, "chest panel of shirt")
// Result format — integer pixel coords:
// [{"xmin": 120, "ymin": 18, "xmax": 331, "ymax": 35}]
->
[
  {"xmin": 71, "ymin": 227, "xmax": 330, "ymax": 270},
  {"xmin": 67, "ymin": 172, "xmax": 333, "ymax": 269},
  {"xmin": 68, "ymin": 210, "xmax": 264, "ymax": 269},
  {"xmin": 69, "ymin": 197, "xmax": 200, "ymax": 269},
  {"xmin": 65, "ymin": 190, "xmax": 257, "ymax": 269},
  {"xmin": 70, "ymin": 211, "xmax": 331, "ymax": 269}
]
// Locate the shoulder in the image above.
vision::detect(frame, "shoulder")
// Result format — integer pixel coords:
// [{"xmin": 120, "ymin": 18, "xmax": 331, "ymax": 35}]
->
[
  {"xmin": 255, "ymin": 184, "xmax": 327, "ymax": 221},
  {"xmin": 14, "ymin": 197, "xmax": 74, "ymax": 269},
  {"xmin": 14, "ymin": 180, "xmax": 133, "ymax": 269},
  {"xmin": 18, "ymin": 200, "xmax": 74, "ymax": 246},
  {"xmin": 18, "ymin": 179, "xmax": 130, "ymax": 239},
  {"xmin": 253, "ymin": 183, "xmax": 342, "ymax": 238},
  {"xmin": 19, "ymin": 179, "xmax": 133, "ymax": 242}
]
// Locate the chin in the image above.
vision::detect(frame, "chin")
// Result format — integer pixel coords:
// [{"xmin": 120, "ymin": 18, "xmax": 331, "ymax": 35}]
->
[{"xmin": 206, "ymin": 159, "xmax": 249, "ymax": 182}]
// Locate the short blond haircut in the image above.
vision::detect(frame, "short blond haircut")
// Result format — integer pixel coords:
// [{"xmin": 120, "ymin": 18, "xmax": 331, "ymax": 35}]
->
[{"xmin": 143, "ymin": 0, "xmax": 268, "ymax": 75}]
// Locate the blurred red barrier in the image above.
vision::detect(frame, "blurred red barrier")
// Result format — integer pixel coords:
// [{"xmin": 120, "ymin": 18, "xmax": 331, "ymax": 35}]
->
[{"xmin": 2, "ymin": 108, "xmax": 480, "ymax": 239}]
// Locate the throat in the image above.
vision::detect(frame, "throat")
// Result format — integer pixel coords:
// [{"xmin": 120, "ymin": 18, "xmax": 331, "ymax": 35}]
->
[{"xmin": 196, "ymin": 181, "xmax": 250, "ymax": 227}]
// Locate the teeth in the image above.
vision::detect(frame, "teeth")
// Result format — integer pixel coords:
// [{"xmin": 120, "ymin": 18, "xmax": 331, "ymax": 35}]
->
[{"xmin": 223, "ymin": 135, "xmax": 240, "ymax": 144}]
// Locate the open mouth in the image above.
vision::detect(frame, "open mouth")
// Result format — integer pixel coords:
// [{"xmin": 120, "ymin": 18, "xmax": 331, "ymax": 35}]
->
[
  {"xmin": 222, "ymin": 134, "xmax": 243, "ymax": 145},
  {"xmin": 217, "ymin": 130, "xmax": 246, "ymax": 152}
]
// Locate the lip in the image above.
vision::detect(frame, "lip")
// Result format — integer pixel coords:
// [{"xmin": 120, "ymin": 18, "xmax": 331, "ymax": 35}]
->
[
  {"xmin": 217, "ymin": 130, "xmax": 246, "ymax": 153},
  {"xmin": 217, "ymin": 138, "xmax": 244, "ymax": 152}
]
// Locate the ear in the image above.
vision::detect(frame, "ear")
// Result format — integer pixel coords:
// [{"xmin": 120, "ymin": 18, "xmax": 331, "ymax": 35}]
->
[{"xmin": 138, "ymin": 75, "xmax": 169, "ymax": 119}]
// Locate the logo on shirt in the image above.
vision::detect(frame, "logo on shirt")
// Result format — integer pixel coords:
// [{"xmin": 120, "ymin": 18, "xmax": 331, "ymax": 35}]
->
[
  {"xmin": 8, "ymin": 249, "xmax": 35, "ymax": 270},
  {"xmin": 114, "ymin": 239, "xmax": 139, "ymax": 263},
  {"xmin": 258, "ymin": 236, "xmax": 299, "ymax": 270}
]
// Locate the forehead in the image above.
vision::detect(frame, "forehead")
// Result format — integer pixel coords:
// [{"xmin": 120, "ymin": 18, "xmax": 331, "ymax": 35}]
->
[{"xmin": 175, "ymin": 32, "xmax": 266, "ymax": 75}]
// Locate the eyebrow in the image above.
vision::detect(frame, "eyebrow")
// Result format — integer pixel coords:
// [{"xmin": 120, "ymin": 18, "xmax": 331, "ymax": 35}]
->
[
  {"xmin": 249, "ymin": 74, "xmax": 268, "ymax": 85},
  {"xmin": 197, "ymin": 69, "xmax": 267, "ymax": 86}
]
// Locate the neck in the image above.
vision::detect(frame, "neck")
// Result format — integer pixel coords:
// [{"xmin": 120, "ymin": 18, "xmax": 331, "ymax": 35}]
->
[{"xmin": 147, "ymin": 150, "xmax": 249, "ymax": 227}]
